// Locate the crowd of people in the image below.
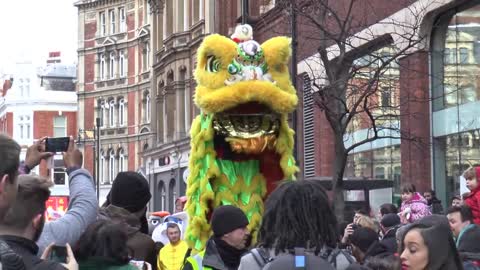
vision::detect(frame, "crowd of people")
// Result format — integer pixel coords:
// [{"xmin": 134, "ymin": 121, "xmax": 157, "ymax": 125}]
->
[{"xmin": 0, "ymin": 133, "xmax": 480, "ymax": 270}]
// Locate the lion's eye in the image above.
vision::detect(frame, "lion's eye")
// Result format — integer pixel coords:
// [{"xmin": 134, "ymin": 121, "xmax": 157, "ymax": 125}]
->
[{"xmin": 206, "ymin": 56, "xmax": 221, "ymax": 73}]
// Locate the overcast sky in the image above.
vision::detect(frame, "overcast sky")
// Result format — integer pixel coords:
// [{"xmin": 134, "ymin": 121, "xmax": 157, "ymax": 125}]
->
[{"xmin": 0, "ymin": 0, "xmax": 78, "ymax": 73}]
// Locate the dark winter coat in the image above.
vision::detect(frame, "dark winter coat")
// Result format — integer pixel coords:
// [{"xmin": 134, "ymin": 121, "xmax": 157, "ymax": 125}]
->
[
  {"xmin": 379, "ymin": 227, "xmax": 398, "ymax": 255},
  {"xmin": 0, "ymin": 235, "xmax": 66, "ymax": 270},
  {"xmin": 98, "ymin": 205, "xmax": 157, "ymax": 269},
  {"xmin": 183, "ymin": 238, "xmax": 237, "ymax": 270},
  {"xmin": 428, "ymin": 198, "xmax": 444, "ymax": 215}
]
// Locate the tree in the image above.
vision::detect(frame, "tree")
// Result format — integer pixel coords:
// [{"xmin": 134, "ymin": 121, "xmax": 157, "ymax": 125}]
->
[{"xmin": 275, "ymin": 0, "xmax": 436, "ymax": 221}]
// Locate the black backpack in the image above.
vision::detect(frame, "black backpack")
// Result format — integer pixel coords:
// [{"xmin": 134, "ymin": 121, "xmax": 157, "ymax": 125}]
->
[{"xmin": 250, "ymin": 247, "xmax": 354, "ymax": 270}]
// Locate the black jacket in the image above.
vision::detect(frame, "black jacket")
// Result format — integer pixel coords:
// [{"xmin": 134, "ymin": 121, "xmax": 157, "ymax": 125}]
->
[
  {"xmin": 0, "ymin": 235, "xmax": 66, "ymax": 270},
  {"xmin": 379, "ymin": 227, "xmax": 398, "ymax": 255},
  {"xmin": 428, "ymin": 198, "xmax": 444, "ymax": 215},
  {"xmin": 183, "ymin": 238, "xmax": 242, "ymax": 270}
]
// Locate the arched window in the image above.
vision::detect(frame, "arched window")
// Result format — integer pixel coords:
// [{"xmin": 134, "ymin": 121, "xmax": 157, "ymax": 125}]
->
[
  {"xmin": 100, "ymin": 54, "xmax": 106, "ymax": 80},
  {"xmin": 109, "ymin": 149, "xmax": 115, "ymax": 183},
  {"xmin": 118, "ymin": 98, "xmax": 125, "ymax": 126},
  {"xmin": 109, "ymin": 99, "xmax": 115, "ymax": 127},
  {"xmin": 118, "ymin": 148, "xmax": 125, "ymax": 172},
  {"xmin": 109, "ymin": 52, "xmax": 116, "ymax": 79},
  {"xmin": 119, "ymin": 51, "xmax": 126, "ymax": 77},
  {"xmin": 100, "ymin": 151, "xmax": 105, "ymax": 184},
  {"xmin": 146, "ymin": 94, "xmax": 151, "ymax": 123},
  {"xmin": 158, "ymin": 181, "xmax": 166, "ymax": 211},
  {"xmin": 168, "ymin": 178, "xmax": 176, "ymax": 213}
]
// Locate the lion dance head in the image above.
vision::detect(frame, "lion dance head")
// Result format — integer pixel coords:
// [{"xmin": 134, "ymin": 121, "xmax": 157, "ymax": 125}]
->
[{"xmin": 185, "ymin": 24, "xmax": 298, "ymax": 252}]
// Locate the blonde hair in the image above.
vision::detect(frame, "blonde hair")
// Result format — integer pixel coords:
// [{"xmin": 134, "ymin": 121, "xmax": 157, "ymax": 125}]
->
[
  {"xmin": 356, "ymin": 215, "xmax": 379, "ymax": 232},
  {"xmin": 463, "ymin": 167, "xmax": 477, "ymax": 180}
]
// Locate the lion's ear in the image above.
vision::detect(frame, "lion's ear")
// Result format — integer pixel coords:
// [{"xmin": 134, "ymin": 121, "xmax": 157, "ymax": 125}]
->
[
  {"xmin": 261, "ymin": 37, "xmax": 291, "ymax": 72},
  {"xmin": 195, "ymin": 34, "xmax": 238, "ymax": 89}
]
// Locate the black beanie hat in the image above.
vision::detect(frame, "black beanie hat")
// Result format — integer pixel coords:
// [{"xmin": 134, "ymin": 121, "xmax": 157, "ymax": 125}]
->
[
  {"xmin": 381, "ymin": 213, "xmax": 401, "ymax": 228},
  {"xmin": 110, "ymin": 171, "xmax": 152, "ymax": 213},
  {"xmin": 211, "ymin": 205, "xmax": 249, "ymax": 237}
]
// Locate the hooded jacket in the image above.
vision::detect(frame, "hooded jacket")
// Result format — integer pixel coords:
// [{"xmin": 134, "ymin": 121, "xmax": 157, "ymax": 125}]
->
[
  {"xmin": 98, "ymin": 205, "xmax": 157, "ymax": 269},
  {"xmin": 400, "ymin": 192, "xmax": 431, "ymax": 223},
  {"xmin": 465, "ymin": 169, "xmax": 480, "ymax": 225}
]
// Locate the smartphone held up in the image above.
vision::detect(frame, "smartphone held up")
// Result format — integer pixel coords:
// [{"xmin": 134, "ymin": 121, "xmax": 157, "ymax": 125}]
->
[{"xmin": 45, "ymin": 137, "xmax": 70, "ymax": 153}]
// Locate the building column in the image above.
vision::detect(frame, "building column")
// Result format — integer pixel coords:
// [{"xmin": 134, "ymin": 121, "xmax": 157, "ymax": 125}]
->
[
  {"xmin": 184, "ymin": 79, "xmax": 191, "ymax": 134},
  {"xmin": 163, "ymin": 1, "xmax": 168, "ymax": 39},
  {"xmin": 157, "ymin": 5, "xmax": 164, "ymax": 49},
  {"xmin": 184, "ymin": 0, "xmax": 190, "ymax": 31},
  {"xmin": 399, "ymin": 51, "xmax": 432, "ymax": 194}
]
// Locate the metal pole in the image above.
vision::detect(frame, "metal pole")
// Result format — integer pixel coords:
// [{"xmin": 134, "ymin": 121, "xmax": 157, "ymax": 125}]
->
[
  {"xmin": 241, "ymin": 0, "xmax": 249, "ymax": 24},
  {"xmin": 96, "ymin": 117, "xmax": 101, "ymax": 202}
]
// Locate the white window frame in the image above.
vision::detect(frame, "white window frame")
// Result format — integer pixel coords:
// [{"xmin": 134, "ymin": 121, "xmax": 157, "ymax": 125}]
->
[
  {"xmin": 19, "ymin": 116, "xmax": 24, "ymax": 139},
  {"xmin": 100, "ymin": 152, "xmax": 105, "ymax": 184},
  {"xmin": 109, "ymin": 9, "xmax": 116, "ymax": 34},
  {"xmin": 109, "ymin": 100, "xmax": 115, "ymax": 127},
  {"xmin": 100, "ymin": 12, "xmax": 106, "ymax": 36},
  {"xmin": 25, "ymin": 116, "xmax": 30, "ymax": 139},
  {"xmin": 25, "ymin": 79, "xmax": 30, "ymax": 96},
  {"xmin": 100, "ymin": 54, "xmax": 106, "ymax": 80},
  {"xmin": 119, "ymin": 149, "xmax": 125, "ymax": 172},
  {"xmin": 119, "ymin": 51, "xmax": 126, "ymax": 77},
  {"xmin": 109, "ymin": 149, "xmax": 115, "ymax": 183},
  {"xmin": 119, "ymin": 99, "xmax": 125, "ymax": 126},
  {"xmin": 146, "ymin": 94, "xmax": 151, "ymax": 123},
  {"xmin": 53, "ymin": 116, "xmax": 67, "ymax": 137},
  {"xmin": 109, "ymin": 52, "xmax": 115, "ymax": 79},
  {"xmin": 100, "ymin": 100, "xmax": 107, "ymax": 127},
  {"xmin": 119, "ymin": 7, "xmax": 126, "ymax": 32}
]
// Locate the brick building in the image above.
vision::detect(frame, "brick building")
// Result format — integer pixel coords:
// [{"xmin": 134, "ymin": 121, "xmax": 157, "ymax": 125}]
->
[
  {"xmin": 75, "ymin": 0, "xmax": 153, "ymax": 204},
  {"xmin": 0, "ymin": 53, "xmax": 77, "ymax": 196},
  {"xmin": 253, "ymin": 0, "xmax": 480, "ymax": 206}
]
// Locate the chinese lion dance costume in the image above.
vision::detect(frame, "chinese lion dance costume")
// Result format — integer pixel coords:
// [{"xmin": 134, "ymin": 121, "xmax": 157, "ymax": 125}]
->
[{"xmin": 185, "ymin": 24, "xmax": 298, "ymax": 252}]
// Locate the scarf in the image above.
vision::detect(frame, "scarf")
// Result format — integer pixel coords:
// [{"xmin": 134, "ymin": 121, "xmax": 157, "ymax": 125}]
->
[{"xmin": 213, "ymin": 237, "xmax": 246, "ymax": 268}]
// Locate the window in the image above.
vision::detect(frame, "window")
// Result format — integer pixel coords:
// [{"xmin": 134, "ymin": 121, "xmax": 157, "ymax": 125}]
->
[
  {"xmin": 145, "ymin": 0, "xmax": 150, "ymax": 24},
  {"xmin": 54, "ymin": 116, "xmax": 66, "ymax": 137},
  {"xmin": 109, "ymin": 52, "xmax": 115, "ymax": 79},
  {"xmin": 381, "ymin": 90, "xmax": 391, "ymax": 107},
  {"xmin": 26, "ymin": 116, "xmax": 30, "ymax": 139},
  {"xmin": 119, "ymin": 148, "xmax": 125, "ymax": 172},
  {"xmin": 146, "ymin": 94, "xmax": 151, "ymax": 123},
  {"xmin": 109, "ymin": 9, "xmax": 116, "ymax": 34},
  {"xmin": 143, "ymin": 43, "xmax": 149, "ymax": 71},
  {"xmin": 25, "ymin": 79, "xmax": 30, "ymax": 96},
  {"xmin": 444, "ymin": 48, "xmax": 450, "ymax": 64},
  {"xmin": 109, "ymin": 149, "xmax": 115, "ymax": 183},
  {"xmin": 119, "ymin": 51, "xmax": 126, "ymax": 77},
  {"xmin": 100, "ymin": 54, "xmax": 106, "ymax": 80},
  {"xmin": 374, "ymin": 167, "xmax": 385, "ymax": 179},
  {"xmin": 19, "ymin": 85, "xmax": 24, "ymax": 96},
  {"xmin": 100, "ymin": 152, "xmax": 105, "ymax": 184},
  {"xmin": 459, "ymin": 47, "xmax": 469, "ymax": 64},
  {"xmin": 100, "ymin": 100, "xmax": 106, "ymax": 127},
  {"xmin": 53, "ymin": 158, "xmax": 66, "ymax": 185},
  {"xmin": 119, "ymin": 8, "xmax": 126, "ymax": 32},
  {"xmin": 19, "ymin": 116, "xmax": 24, "ymax": 139},
  {"xmin": 109, "ymin": 100, "xmax": 115, "ymax": 127},
  {"xmin": 119, "ymin": 98, "xmax": 125, "ymax": 126},
  {"xmin": 100, "ymin": 12, "xmax": 106, "ymax": 36}
]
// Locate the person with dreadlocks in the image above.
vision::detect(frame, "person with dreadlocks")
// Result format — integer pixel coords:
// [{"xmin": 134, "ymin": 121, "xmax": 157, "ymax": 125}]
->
[{"xmin": 238, "ymin": 180, "xmax": 355, "ymax": 270}]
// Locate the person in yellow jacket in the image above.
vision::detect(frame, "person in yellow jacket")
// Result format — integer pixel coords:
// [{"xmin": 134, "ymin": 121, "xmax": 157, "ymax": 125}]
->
[{"xmin": 157, "ymin": 223, "xmax": 190, "ymax": 270}]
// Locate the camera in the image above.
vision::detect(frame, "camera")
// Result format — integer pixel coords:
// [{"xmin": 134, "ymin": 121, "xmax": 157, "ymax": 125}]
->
[{"xmin": 45, "ymin": 137, "xmax": 70, "ymax": 153}]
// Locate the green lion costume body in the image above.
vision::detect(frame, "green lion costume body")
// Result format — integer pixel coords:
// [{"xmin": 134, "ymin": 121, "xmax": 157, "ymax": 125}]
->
[{"xmin": 185, "ymin": 25, "xmax": 298, "ymax": 252}]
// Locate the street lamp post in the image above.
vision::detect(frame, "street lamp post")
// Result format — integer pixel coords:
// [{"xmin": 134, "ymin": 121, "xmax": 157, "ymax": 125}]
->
[{"xmin": 241, "ymin": 0, "xmax": 249, "ymax": 24}]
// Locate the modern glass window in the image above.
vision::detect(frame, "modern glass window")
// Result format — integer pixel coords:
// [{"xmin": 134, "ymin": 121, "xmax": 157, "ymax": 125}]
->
[
  {"xmin": 431, "ymin": 3, "xmax": 480, "ymax": 204},
  {"xmin": 109, "ymin": 52, "xmax": 115, "ymax": 79},
  {"xmin": 109, "ymin": 149, "xmax": 115, "ymax": 183},
  {"xmin": 109, "ymin": 100, "xmax": 115, "ymax": 127},
  {"xmin": 119, "ymin": 8, "xmax": 126, "ymax": 32},
  {"xmin": 53, "ymin": 116, "xmax": 66, "ymax": 137},
  {"xmin": 100, "ymin": 12, "xmax": 106, "ymax": 36},
  {"xmin": 109, "ymin": 9, "xmax": 116, "ymax": 34}
]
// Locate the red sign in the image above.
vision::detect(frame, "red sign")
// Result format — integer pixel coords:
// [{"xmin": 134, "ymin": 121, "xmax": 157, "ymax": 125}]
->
[{"xmin": 45, "ymin": 196, "xmax": 69, "ymax": 222}]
